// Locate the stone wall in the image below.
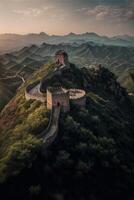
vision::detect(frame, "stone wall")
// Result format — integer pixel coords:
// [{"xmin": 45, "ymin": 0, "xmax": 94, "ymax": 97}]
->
[
  {"xmin": 52, "ymin": 92, "xmax": 70, "ymax": 112},
  {"xmin": 47, "ymin": 88, "xmax": 70, "ymax": 112},
  {"xmin": 68, "ymin": 89, "xmax": 86, "ymax": 109},
  {"xmin": 41, "ymin": 106, "xmax": 61, "ymax": 148},
  {"xmin": 55, "ymin": 50, "xmax": 69, "ymax": 67},
  {"xmin": 47, "ymin": 87, "xmax": 86, "ymax": 112},
  {"xmin": 47, "ymin": 90, "xmax": 53, "ymax": 110},
  {"xmin": 25, "ymin": 81, "xmax": 45, "ymax": 102}
]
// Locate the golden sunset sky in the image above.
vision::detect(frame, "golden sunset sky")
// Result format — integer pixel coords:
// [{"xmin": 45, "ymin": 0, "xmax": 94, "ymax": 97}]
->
[{"xmin": 0, "ymin": 0, "xmax": 134, "ymax": 36}]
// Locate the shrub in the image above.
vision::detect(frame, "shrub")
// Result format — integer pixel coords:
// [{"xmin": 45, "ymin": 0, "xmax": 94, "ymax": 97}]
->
[{"xmin": 29, "ymin": 185, "xmax": 41, "ymax": 196}]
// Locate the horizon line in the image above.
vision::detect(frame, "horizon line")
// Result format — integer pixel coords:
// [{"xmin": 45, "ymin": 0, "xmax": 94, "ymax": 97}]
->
[{"xmin": 0, "ymin": 31, "xmax": 134, "ymax": 37}]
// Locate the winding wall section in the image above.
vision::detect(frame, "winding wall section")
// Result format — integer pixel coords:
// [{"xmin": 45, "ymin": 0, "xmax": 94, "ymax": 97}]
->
[
  {"xmin": 41, "ymin": 106, "xmax": 61, "ymax": 145},
  {"xmin": 25, "ymin": 82, "xmax": 61, "ymax": 146},
  {"xmin": 25, "ymin": 81, "xmax": 45, "ymax": 102}
]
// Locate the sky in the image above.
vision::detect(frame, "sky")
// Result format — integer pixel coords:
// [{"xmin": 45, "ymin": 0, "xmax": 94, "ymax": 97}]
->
[{"xmin": 0, "ymin": 0, "xmax": 134, "ymax": 36}]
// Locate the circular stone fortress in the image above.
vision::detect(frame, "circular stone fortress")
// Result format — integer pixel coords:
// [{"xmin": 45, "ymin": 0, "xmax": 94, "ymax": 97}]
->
[{"xmin": 47, "ymin": 87, "xmax": 86, "ymax": 113}]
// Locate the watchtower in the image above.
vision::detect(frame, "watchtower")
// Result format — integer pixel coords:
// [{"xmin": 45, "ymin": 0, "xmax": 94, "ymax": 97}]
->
[
  {"xmin": 47, "ymin": 87, "xmax": 70, "ymax": 112},
  {"xmin": 55, "ymin": 50, "xmax": 69, "ymax": 67}
]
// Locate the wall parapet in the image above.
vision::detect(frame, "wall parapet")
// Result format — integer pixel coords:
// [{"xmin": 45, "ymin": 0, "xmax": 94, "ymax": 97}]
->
[
  {"xmin": 41, "ymin": 106, "xmax": 61, "ymax": 147},
  {"xmin": 25, "ymin": 80, "xmax": 45, "ymax": 102}
]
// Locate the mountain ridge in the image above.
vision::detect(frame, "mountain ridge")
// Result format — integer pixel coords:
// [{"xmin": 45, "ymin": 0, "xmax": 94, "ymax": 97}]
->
[
  {"xmin": 0, "ymin": 42, "xmax": 134, "ymax": 111},
  {"xmin": 0, "ymin": 32, "xmax": 134, "ymax": 54}
]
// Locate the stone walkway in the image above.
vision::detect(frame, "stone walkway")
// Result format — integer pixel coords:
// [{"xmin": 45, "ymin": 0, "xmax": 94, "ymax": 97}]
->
[
  {"xmin": 42, "ymin": 106, "xmax": 60, "ymax": 145},
  {"xmin": 25, "ymin": 83, "xmax": 45, "ymax": 102},
  {"xmin": 25, "ymin": 82, "xmax": 61, "ymax": 146}
]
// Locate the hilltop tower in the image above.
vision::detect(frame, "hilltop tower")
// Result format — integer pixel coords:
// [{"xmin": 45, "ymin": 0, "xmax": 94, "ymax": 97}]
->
[{"xmin": 55, "ymin": 50, "xmax": 70, "ymax": 67}]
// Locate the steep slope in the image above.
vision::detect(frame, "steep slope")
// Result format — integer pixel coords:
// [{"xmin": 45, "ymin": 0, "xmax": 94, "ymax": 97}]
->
[
  {"xmin": 118, "ymin": 67, "xmax": 134, "ymax": 93},
  {"xmin": 0, "ymin": 64, "xmax": 7, "ymax": 77},
  {"xmin": 0, "ymin": 61, "xmax": 134, "ymax": 199},
  {"xmin": 0, "ymin": 78, "xmax": 22, "ymax": 110},
  {"xmin": 0, "ymin": 47, "xmax": 52, "ymax": 110},
  {"xmin": 0, "ymin": 62, "xmax": 54, "ymax": 181}
]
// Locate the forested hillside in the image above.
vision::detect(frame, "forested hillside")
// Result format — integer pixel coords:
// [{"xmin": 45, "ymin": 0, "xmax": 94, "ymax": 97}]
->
[{"xmin": 0, "ymin": 61, "xmax": 134, "ymax": 199}]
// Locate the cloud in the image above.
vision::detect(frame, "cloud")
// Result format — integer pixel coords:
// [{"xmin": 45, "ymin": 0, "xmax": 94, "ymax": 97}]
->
[
  {"xmin": 43, "ymin": 6, "xmax": 51, "ymax": 11},
  {"xmin": 13, "ymin": 8, "xmax": 41, "ymax": 17},
  {"xmin": 13, "ymin": 6, "xmax": 53, "ymax": 17},
  {"xmin": 9, "ymin": 0, "xmax": 35, "ymax": 1},
  {"xmin": 86, "ymin": 4, "xmax": 134, "ymax": 23}
]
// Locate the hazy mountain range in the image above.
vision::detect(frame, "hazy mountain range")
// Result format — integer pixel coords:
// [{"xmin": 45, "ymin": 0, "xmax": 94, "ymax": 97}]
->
[
  {"xmin": 0, "ymin": 32, "xmax": 134, "ymax": 54},
  {"xmin": 0, "ymin": 42, "xmax": 134, "ymax": 111}
]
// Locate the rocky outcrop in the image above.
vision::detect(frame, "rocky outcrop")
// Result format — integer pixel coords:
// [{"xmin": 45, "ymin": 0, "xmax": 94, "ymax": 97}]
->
[
  {"xmin": 40, "ymin": 63, "xmax": 84, "ymax": 93},
  {"xmin": 82, "ymin": 66, "xmax": 129, "ymax": 102}
]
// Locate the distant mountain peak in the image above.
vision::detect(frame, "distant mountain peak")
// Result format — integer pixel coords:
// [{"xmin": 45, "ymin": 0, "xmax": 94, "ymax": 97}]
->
[
  {"xmin": 67, "ymin": 32, "xmax": 77, "ymax": 36},
  {"xmin": 30, "ymin": 44, "xmax": 38, "ymax": 48},
  {"xmin": 66, "ymin": 32, "xmax": 100, "ymax": 37},
  {"xmin": 39, "ymin": 32, "xmax": 49, "ymax": 36},
  {"xmin": 83, "ymin": 32, "xmax": 100, "ymax": 37}
]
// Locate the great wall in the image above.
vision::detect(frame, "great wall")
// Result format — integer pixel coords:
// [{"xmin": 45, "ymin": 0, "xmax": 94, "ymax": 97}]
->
[{"xmin": 25, "ymin": 50, "xmax": 86, "ymax": 146}]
